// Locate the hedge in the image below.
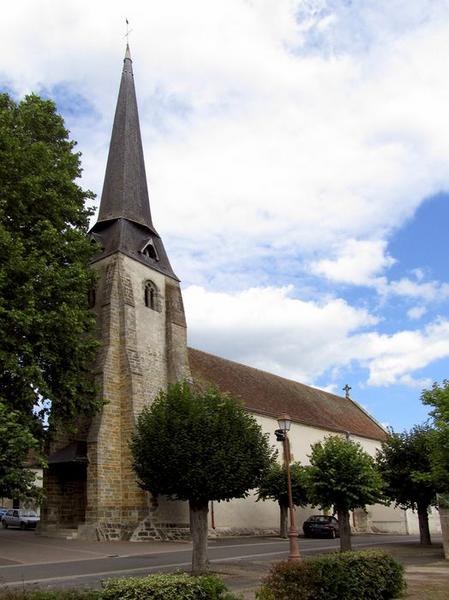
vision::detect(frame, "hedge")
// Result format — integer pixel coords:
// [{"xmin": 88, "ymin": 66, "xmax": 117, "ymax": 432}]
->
[
  {"xmin": 0, "ymin": 574, "xmax": 241, "ymax": 600},
  {"xmin": 101, "ymin": 573, "xmax": 241, "ymax": 600},
  {"xmin": 257, "ymin": 550, "xmax": 405, "ymax": 600}
]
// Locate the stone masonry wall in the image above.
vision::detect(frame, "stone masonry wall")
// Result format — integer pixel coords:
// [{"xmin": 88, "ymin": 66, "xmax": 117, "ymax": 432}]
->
[{"xmin": 81, "ymin": 252, "xmax": 190, "ymax": 540}]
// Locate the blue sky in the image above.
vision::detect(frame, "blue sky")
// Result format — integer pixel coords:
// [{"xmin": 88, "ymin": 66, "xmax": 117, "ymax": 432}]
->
[{"xmin": 2, "ymin": 0, "xmax": 449, "ymax": 431}]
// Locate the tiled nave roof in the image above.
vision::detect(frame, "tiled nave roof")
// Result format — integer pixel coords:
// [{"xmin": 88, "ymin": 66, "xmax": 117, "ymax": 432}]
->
[{"xmin": 188, "ymin": 348, "xmax": 386, "ymax": 441}]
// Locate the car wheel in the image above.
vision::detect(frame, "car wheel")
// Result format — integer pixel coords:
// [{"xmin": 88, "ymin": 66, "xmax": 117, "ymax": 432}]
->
[
  {"xmin": 2, "ymin": 521, "xmax": 7, "ymax": 529},
  {"xmin": 20, "ymin": 522, "xmax": 26, "ymax": 530},
  {"xmin": 330, "ymin": 529, "xmax": 336, "ymax": 539}
]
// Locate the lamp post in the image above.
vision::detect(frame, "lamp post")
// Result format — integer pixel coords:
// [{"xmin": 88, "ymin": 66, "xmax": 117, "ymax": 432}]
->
[{"xmin": 275, "ymin": 413, "xmax": 301, "ymax": 561}]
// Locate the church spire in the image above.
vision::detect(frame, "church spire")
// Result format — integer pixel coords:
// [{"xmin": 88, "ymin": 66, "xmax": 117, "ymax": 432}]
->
[
  {"xmin": 91, "ymin": 46, "xmax": 177, "ymax": 280},
  {"xmin": 97, "ymin": 44, "xmax": 153, "ymax": 229}
]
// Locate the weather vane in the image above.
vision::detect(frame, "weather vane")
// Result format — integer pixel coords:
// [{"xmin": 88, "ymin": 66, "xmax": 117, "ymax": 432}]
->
[
  {"xmin": 343, "ymin": 384, "xmax": 351, "ymax": 399},
  {"xmin": 124, "ymin": 18, "xmax": 133, "ymax": 43}
]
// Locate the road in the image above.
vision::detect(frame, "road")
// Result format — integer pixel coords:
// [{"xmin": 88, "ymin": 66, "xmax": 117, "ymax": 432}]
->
[{"xmin": 0, "ymin": 530, "xmax": 424, "ymax": 591}]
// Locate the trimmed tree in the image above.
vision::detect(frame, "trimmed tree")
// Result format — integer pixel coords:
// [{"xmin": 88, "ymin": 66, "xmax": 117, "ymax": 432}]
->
[
  {"xmin": 376, "ymin": 425, "xmax": 437, "ymax": 545},
  {"xmin": 131, "ymin": 382, "xmax": 274, "ymax": 574},
  {"xmin": 0, "ymin": 93, "xmax": 102, "ymax": 491},
  {"xmin": 257, "ymin": 462, "xmax": 309, "ymax": 538},
  {"xmin": 306, "ymin": 435, "xmax": 384, "ymax": 552}
]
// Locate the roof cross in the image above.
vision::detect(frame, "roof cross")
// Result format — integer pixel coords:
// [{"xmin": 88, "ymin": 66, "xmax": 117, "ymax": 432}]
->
[
  {"xmin": 343, "ymin": 384, "xmax": 351, "ymax": 399},
  {"xmin": 124, "ymin": 18, "xmax": 133, "ymax": 44}
]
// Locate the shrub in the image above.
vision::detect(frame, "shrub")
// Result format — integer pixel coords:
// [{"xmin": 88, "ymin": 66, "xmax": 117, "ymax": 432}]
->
[
  {"xmin": 257, "ymin": 550, "xmax": 406, "ymax": 600},
  {"xmin": 100, "ymin": 573, "xmax": 239, "ymax": 600}
]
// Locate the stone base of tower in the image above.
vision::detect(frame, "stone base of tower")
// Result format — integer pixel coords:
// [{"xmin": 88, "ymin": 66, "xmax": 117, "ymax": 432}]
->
[{"xmin": 73, "ymin": 495, "xmax": 191, "ymax": 542}]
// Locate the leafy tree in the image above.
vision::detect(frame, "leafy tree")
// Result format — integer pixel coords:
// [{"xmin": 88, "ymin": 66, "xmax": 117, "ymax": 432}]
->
[
  {"xmin": 306, "ymin": 435, "xmax": 384, "ymax": 552},
  {"xmin": 257, "ymin": 461, "xmax": 309, "ymax": 538},
  {"xmin": 376, "ymin": 425, "xmax": 437, "ymax": 545},
  {"xmin": 0, "ymin": 402, "xmax": 44, "ymax": 501},
  {"xmin": 422, "ymin": 380, "xmax": 449, "ymax": 428},
  {"xmin": 131, "ymin": 382, "xmax": 274, "ymax": 574},
  {"xmin": 421, "ymin": 382, "xmax": 449, "ymax": 501},
  {"xmin": 0, "ymin": 92, "xmax": 102, "ymax": 498}
]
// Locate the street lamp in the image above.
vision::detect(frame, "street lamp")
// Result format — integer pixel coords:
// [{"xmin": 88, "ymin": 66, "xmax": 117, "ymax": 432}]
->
[{"xmin": 276, "ymin": 413, "xmax": 301, "ymax": 562}]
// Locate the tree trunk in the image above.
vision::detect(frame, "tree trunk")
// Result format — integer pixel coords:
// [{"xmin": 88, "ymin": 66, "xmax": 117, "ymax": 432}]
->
[
  {"xmin": 279, "ymin": 502, "xmax": 288, "ymax": 538},
  {"xmin": 417, "ymin": 502, "xmax": 432, "ymax": 545},
  {"xmin": 189, "ymin": 499, "xmax": 209, "ymax": 575},
  {"xmin": 337, "ymin": 508, "xmax": 352, "ymax": 552}
]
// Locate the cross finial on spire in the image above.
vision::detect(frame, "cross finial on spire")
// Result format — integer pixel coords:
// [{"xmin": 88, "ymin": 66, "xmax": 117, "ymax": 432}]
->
[
  {"xmin": 124, "ymin": 18, "xmax": 133, "ymax": 44},
  {"xmin": 343, "ymin": 384, "xmax": 352, "ymax": 399}
]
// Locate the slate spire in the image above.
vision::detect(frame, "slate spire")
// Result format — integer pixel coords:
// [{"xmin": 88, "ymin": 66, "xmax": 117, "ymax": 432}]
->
[
  {"xmin": 97, "ymin": 44, "xmax": 153, "ymax": 228},
  {"xmin": 91, "ymin": 46, "xmax": 177, "ymax": 280}
]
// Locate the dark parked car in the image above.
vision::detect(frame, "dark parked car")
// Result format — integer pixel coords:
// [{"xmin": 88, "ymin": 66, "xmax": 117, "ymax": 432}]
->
[
  {"xmin": 0, "ymin": 507, "xmax": 8, "ymax": 518},
  {"xmin": 303, "ymin": 515, "xmax": 339, "ymax": 538},
  {"xmin": 1, "ymin": 509, "xmax": 40, "ymax": 530}
]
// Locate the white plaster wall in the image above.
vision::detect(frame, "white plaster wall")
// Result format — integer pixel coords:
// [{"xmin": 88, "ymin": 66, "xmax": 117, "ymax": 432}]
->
[
  {"xmin": 405, "ymin": 507, "xmax": 442, "ymax": 535},
  {"xmin": 153, "ymin": 496, "xmax": 190, "ymax": 525},
  {"xmin": 211, "ymin": 412, "xmax": 440, "ymax": 536}
]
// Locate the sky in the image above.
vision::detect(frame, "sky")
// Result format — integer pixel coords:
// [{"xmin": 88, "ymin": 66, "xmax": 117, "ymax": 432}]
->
[{"xmin": 2, "ymin": 0, "xmax": 449, "ymax": 431}]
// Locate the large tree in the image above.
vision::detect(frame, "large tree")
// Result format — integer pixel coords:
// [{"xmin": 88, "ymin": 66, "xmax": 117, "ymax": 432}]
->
[
  {"xmin": 306, "ymin": 435, "xmax": 384, "ymax": 552},
  {"xmin": 257, "ymin": 461, "xmax": 309, "ymax": 538},
  {"xmin": 376, "ymin": 425, "xmax": 437, "ymax": 545},
  {"xmin": 131, "ymin": 382, "xmax": 274, "ymax": 574},
  {"xmin": 0, "ymin": 93, "xmax": 102, "ymax": 491}
]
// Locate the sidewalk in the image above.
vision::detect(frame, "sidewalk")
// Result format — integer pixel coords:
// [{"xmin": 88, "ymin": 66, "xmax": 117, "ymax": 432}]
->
[{"xmin": 216, "ymin": 541, "xmax": 449, "ymax": 599}]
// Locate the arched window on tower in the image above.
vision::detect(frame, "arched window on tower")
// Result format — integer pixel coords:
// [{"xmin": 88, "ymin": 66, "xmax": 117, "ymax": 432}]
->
[{"xmin": 144, "ymin": 281, "xmax": 160, "ymax": 311}]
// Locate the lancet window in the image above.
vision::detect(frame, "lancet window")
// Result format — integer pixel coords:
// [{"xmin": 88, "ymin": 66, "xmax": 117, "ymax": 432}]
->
[{"xmin": 144, "ymin": 280, "xmax": 160, "ymax": 311}]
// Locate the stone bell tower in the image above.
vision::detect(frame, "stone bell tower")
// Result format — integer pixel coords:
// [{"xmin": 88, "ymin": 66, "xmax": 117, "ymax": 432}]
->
[
  {"xmin": 84, "ymin": 45, "xmax": 191, "ymax": 539},
  {"xmin": 43, "ymin": 45, "xmax": 190, "ymax": 540}
]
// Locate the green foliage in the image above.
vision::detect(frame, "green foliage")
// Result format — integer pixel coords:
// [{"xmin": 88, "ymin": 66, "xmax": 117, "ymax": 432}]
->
[
  {"xmin": 306, "ymin": 435, "xmax": 384, "ymax": 512},
  {"xmin": 429, "ymin": 428, "xmax": 449, "ymax": 494},
  {"xmin": 376, "ymin": 425, "xmax": 437, "ymax": 510},
  {"xmin": 421, "ymin": 380, "xmax": 449, "ymax": 428},
  {"xmin": 131, "ymin": 382, "xmax": 274, "ymax": 504},
  {"xmin": 257, "ymin": 550, "xmax": 405, "ymax": 600},
  {"xmin": 0, "ymin": 402, "xmax": 43, "ymax": 500},
  {"xmin": 257, "ymin": 461, "xmax": 309, "ymax": 508},
  {"xmin": 0, "ymin": 575, "xmax": 242, "ymax": 600},
  {"xmin": 101, "ymin": 573, "xmax": 237, "ymax": 600},
  {"xmin": 421, "ymin": 381, "xmax": 449, "ymax": 494},
  {"xmin": 0, "ymin": 92, "xmax": 101, "ymax": 435},
  {"xmin": 0, "ymin": 590, "xmax": 101, "ymax": 599}
]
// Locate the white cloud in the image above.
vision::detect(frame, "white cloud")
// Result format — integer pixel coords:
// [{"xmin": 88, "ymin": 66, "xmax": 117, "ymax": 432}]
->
[
  {"xmin": 349, "ymin": 321, "xmax": 449, "ymax": 386},
  {"xmin": 387, "ymin": 278, "xmax": 449, "ymax": 302},
  {"xmin": 184, "ymin": 284, "xmax": 376, "ymax": 383},
  {"xmin": 310, "ymin": 239, "xmax": 395, "ymax": 286},
  {"xmin": 407, "ymin": 306, "xmax": 427, "ymax": 320},
  {"xmin": 3, "ymin": 1, "xmax": 449, "ymax": 399},
  {"xmin": 2, "ymin": 0, "xmax": 449, "ymax": 270},
  {"xmin": 184, "ymin": 285, "xmax": 449, "ymax": 389},
  {"xmin": 309, "ymin": 240, "xmax": 449, "ymax": 303}
]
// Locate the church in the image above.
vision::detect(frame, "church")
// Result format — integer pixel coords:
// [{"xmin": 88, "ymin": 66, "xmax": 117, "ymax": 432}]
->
[{"xmin": 42, "ymin": 47, "xmax": 438, "ymax": 541}]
